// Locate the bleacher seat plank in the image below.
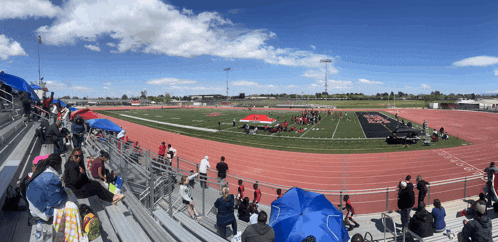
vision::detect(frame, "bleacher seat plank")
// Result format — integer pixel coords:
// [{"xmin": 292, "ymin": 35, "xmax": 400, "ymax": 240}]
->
[
  {"xmin": 0, "ymin": 117, "xmax": 25, "ymax": 146},
  {"xmin": 39, "ymin": 144, "xmax": 54, "ymax": 156},
  {"xmin": 10, "ymin": 210, "xmax": 32, "ymax": 242},
  {"xmin": 126, "ymin": 215, "xmax": 152, "ymax": 242},
  {"xmin": 153, "ymin": 209, "xmax": 201, "ymax": 242},
  {"xmin": 173, "ymin": 212, "xmax": 227, "ymax": 242},
  {"xmin": 87, "ymin": 195, "xmax": 120, "ymax": 242},
  {"xmin": 105, "ymin": 202, "xmax": 149, "ymax": 242}
]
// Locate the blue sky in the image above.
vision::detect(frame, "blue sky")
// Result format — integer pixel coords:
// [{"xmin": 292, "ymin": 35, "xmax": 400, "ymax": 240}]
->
[{"xmin": 1, "ymin": 0, "xmax": 498, "ymax": 98}]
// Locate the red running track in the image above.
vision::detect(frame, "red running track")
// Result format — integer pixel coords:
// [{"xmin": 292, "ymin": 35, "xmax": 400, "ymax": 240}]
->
[{"xmin": 92, "ymin": 108, "xmax": 498, "ymax": 214}]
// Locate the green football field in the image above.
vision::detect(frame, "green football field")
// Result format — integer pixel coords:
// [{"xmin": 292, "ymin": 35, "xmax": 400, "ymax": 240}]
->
[{"xmin": 96, "ymin": 108, "xmax": 468, "ymax": 154}]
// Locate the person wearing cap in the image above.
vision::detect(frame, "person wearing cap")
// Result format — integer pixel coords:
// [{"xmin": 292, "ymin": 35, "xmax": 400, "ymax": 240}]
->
[
  {"xmin": 398, "ymin": 181, "xmax": 415, "ymax": 231},
  {"xmin": 28, "ymin": 155, "xmax": 50, "ymax": 179},
  {"xmin": 45, "ymin": 120, "xmax": 70, "ymax": 154},
  {"xmin": 459, "ymin": 201, "xmax": 492, "ymax": 242},
  {"xmin": 199, "ymin": 156, "xmax": 210, "ymax": 188},
  {"xmin": 484, "ymin": 162, "xmax": 498, "ymax": 207}
]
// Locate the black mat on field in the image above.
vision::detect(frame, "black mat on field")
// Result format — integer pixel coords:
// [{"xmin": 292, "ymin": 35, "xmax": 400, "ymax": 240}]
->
[{"xmin": 355, "ymin": 111, "xmax": 400, "ymax": 138}]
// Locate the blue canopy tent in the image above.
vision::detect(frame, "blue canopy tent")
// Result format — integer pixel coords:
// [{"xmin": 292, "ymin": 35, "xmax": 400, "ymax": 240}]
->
[
  {"xmin": 269, "ymin": 187, "xmax": 349, "ymax": 242},
  {"xmin": 30, "ymin": 84, "xmax": 43, "ymax": 90},
  {"xmin": 52, "ymin": 99, "xmax": 67, "ymax": 107},
  {"xmin": 69, "ymin": 107, "xmax": 78, "ymax": 112},
  {"xmin": 0, "ymin": 72, "xmax": 40, "ymax": 101},
  {"xmin": 86, "ymin": 119, "xmax": 122, "ymax": 133}
]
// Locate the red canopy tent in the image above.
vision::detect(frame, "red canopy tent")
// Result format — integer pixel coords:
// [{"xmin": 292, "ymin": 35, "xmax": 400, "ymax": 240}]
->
[
  {"xmin": 239, "ymin": 114, "xmax": 276, "ymax": 124},
  {"xmin": 71, "ymin": 108, "xmax": 99, "ymax": 121}
]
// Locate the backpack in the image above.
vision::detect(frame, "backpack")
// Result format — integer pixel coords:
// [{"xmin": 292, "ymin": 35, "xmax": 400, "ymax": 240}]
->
[
  {"xmin": 79, "ymin": 204, "xmax": 100, "ymax": 241},
  {"xmin": 86, "ymin": 156, "xmax": 97, "ymax": 171},
  {"xmin": 2, "ymin": 183, "xmax": 28, "ymax": 211}
]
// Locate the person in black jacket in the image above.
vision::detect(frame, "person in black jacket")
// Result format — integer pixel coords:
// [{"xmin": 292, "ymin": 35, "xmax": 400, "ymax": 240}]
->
[
  {"xmin": 45, "ymin": 120, "xmax": 69, "ymax": 154},
  {"xmin": 215, "ymin": 185, "xmax": 237, "ymax": 239},
  {"xmin": 416, "ymin": 175, "xmax": 430, "ymax": 211},
  {"xmin": 20, "ymin": 90, "xmax": 32, "ymax": 121},
  {"xmin": 409, "ymin": 201, "xmax": 434, "ymax": 238},
  {"xmin": 71, "ymin": 116, "xmax": 85, "ymax": 148},
  {"xmin": 398, "ymin": 181, "xmax": 415, "ymax": 229},
  {"xmin": 459, "ymin": 201, "xmax": 492, "ymax": 242},
  {"xmin": 63, "ymin": 148, "xmax": 125, "ymax": 205}
]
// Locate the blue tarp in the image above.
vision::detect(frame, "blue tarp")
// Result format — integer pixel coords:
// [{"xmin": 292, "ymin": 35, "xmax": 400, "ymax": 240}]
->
[
  {"xmin": 30, "ymin": 84, "xmax": 43, "ymax": 90},
  {"xmin": 86, "ymin": 119, "xmax": 122, "ymax": 133},
  {"xmin": 0, "ymin": 72, "xmax": 40, "ymax": 101},
  {"xmin": 69, "ymin": 107, "xmax": 78, "ymax": 112},
  {"xmin": 52, "ymin": 99, "xmax": 67, "ymax": 107},
  {"xmin": 269, "ymin": 187, "xmax": 349, "ymax": 242}
]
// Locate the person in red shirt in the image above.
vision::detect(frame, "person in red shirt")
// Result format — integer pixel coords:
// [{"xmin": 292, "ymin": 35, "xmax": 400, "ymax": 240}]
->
[
  {"xmin": 341, "ymin": 195, "xmax": 360, "ymax": 229},
  {"xmin": 284, "ymin": 121, "xmax": 288, "ymax": 132},
  {"xmin": 235, "ymin": 179, "xmax": 244, "ymax": 209},
  {"xmin": 253, "ymin": 183, "xmax": 261, "ymax": 205},
  {"xmin": 276, "ymin": 188, "xmax": 283, "ymax": 199},
  {"xmin": 158, "ymin": 141, "xmax": 166, "ymax": 159}
]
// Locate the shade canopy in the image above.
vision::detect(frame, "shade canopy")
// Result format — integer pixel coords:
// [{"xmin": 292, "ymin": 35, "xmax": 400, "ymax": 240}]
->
[
  {"xmin": 270, "ymin": 187, "xmax": 349, "ymax": 242},
  {"xmin": 0, "ymin": 72, "xmax": 40, "ymax": 101},
  {"xmin": 86, "ymin": 119, "xmax": 122, "ymax": 133},
  {"xmin": 71, "ymin": 108, "xmax": 99, "ymax": 120},
  {"xmin": 69, "ymin": 107, "xmax": 78, "ymax": 112},
  {"xmin": 239, "ymin": 114, "xmax": 276, "ymax": 124},
  {"xmin": 52, "ymin": 99, "xmax": 67, "ymax": 107},
  {"xmin": 30, "ymin": 84, "xmax": 43, "ymax": 90}
]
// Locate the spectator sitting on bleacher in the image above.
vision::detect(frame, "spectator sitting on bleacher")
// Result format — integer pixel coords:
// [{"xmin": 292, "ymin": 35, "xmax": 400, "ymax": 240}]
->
[
  {"xmin": 432, "ymin": 199, "xmax": 446, "ymax": 233},
  {"xmin": 215, "ymin": 185, "xmax": 237, "ymax": 239},
  {"xmin": 26, "ymin": 154, "xmax": 66, "ymax": 221},
  {"xmin": 90, "ymin": 150, "xmax": 115, "ymax": 184},
  {"xmin": 71, "ymin": 116, "xmax": 85, "ymax": 148},
  {"xmin": 241, "ymin": 211, "xmax": 275, "ymax": 242},
  {"xmin": 64, "ymin": 148, "xmax": 125, "ymax": 205},
  {"xmin": 28, "ymin": 154, "xmax": 49, "ymax": 179},
  {"xmin": 238, "ymin": 197, "xmax": 256, "ymax": 222},
  {"xmin": 409, "ymin": 201, "xmax": 434, "ymax": 238},
  {"xmin": 45, "ymin": 120, "xmax": 70, "ymax": 154},
  {"xmin": 179, "ymin": 173, "xmax": 200, "ymax": 219},
  {"xmin": 459, "ymin": 201, "xmax": 492, "ymax": 242}
]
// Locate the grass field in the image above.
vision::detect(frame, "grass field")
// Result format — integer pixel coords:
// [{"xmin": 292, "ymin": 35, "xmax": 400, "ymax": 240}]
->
[{"xmin": 96, "ymin": 108, "xmax": 468, "ymax": 154}]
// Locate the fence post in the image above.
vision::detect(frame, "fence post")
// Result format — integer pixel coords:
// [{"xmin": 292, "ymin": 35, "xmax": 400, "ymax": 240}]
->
[
  {"xmin": 177, "ymin": 156, "xmax": 180, "ymax": 170},
  {"xmin": 202, "ymin": 183, "xmax": 205, "ymax": 216},
  {"xmin": 196, "ymin": 164, "xmax": 199, "ymax": 174},
  {"xmin": 386, "ymin": 188, "xmax": 389, "ymax": 212},
  {"xmin": 339, "ymin": 191, "xmax": 343, "ymax": 212},
  {"xmin": 427, "ymin": 185, "xmax": 431, "ymax": 206},
  {"xmin": 149, "ymin": 171, "xmax": 155, "ymax": 211},
  {"xmin": 168, "ymin": 180, "xmax": 173, "ymax": 216},
  {"xmin": 464, "ymin": 177, "xmax": 467, "ymax": 199}
]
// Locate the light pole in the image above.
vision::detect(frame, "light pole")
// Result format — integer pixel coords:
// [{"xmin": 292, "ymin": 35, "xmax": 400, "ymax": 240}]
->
[
  {"xmin": 38, "ymin": 35, "xmax": 42, "ymax": 87},
  {"xmin": 320, "ymin": 59, "xmax": 332, "ymax": 95},
  {"xmin": 223, "ymin": 68, "xmax": 230, "ymax": 104}
]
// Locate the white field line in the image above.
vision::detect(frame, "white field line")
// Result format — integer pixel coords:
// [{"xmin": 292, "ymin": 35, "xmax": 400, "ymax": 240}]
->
[
  {"xmin": 119, "ymin": 114, "xmax": 218, "ymax": 132},
  {"xmin": 332, "ymin": 118, "xmax": 341, "ymax": 139},
  {"xmin": 438, "ymin": 149, "xmax": 484, "ymax": 174},
  {"xmin": 300, "ymin": 124, "xmax": 317, "ymax": 138},
  {"xmin": 355, "ymin": 112, "xmax": 367, "ymax": 138}
]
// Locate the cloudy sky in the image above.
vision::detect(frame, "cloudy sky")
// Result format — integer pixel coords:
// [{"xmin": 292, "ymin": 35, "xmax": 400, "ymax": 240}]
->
[{"xmin": 1, "ymin": 0, "xmax": 497, "ymax": 98}]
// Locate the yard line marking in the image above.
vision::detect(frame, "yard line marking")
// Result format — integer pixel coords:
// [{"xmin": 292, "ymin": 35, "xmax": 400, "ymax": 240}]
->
[
  {"xmin": 355, "ymin": 112, "xmax": 367, "ymax": 138},
  {"xmin": 332, "ymin": 118, "xmax": 341, "ymax": 139},
  {"xmin": 300, "ymin": 124, "xmax": 317, "ymax": 138},
  {"xmin": 438, "ymin": 149, "xmax": 484, "ymax": 174},
  {"xmin": 119, "ymin": 114, "xmax": 218, "ymax": 132}
]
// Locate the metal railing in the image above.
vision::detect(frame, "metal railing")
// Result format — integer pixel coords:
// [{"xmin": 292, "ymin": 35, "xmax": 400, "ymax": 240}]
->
[
  {"xmin": 89, "ymin": 134, "xmax": 487, "ymax": 216},
  {"xmin": 0, "ymin": 89, "xmax": 15, "ymax": 112}
]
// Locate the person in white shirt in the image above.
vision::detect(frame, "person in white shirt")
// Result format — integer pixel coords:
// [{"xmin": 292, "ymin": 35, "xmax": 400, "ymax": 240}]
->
[
  {"xmin": 168, "ymin": 144, "xmax": 177, "ymax": 157},
  {"xmin": 179, "ymin": 173, "xmax": 200, "ymax": 219},
  {"xmin": 199, "ymin": 156, "xmax": 210, "ymax": 188}
]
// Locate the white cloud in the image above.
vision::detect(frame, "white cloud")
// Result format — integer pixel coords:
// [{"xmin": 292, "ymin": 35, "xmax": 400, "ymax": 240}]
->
[
  {"xmin": 106, "ymin": 43, "xmax": 116, "ymax": 47},
  {"xmin": 102, "ymin": 82, "xmax": 112, "ymax": 86},
  {"xmin": 228, "ymin": 9, "xmax": 240, "ymax": 15},
  {"xmin": 495, "ymin": 70, "xmax": 498, "ymax": 76},
  {"xmin": 103, "ymin": 86, "xmax": 109, "ymax": 89},
  {"xmin": 74, "ymin": 86, "xmax": 94, "ymax": 92},
  {"xmin": 7, "ymin": 60, "xmax": 13, "ymax": 63},
  {"xmin": 0, "ymin": 35, "xmax": 27, "ymax": 60},
  {"xmin": 421, "ymin": 84, "xmax": 431, "ymax": 89},
  {"xmin": 311, "ymin": 45, "xmax": 316, "ymax": 50},
  {"xmin": 146, "ymin": 78, "xmax": 197, "ymax": 85},
  {"xmin": 35, "ymin": 0, "xmax": 335, "ymax": 68},
  {"xmin": 84, "ymin": 44, "xmax": 101, "ymax": 52},
  {"xmin": 485, "ymin": 89, "xmax": 498, "ymax": 94},
  {"xmin": 45, "ymin": 81, "xmax": 68, "ymax": 90},
  {"xmin": 45, "ymin": 81, "xmax": 95, "ymax": 92},
  {"xmin": 301, "ymin": 66, "xmax": 339, "ymax": 79},
  {"xmin": 232, "ymin": 80, "xmax": 259, "ymax": 86},
  {"xmin": 358, "ymin": 79, "xmax": 384, "ymax": 85},
  {"xmin": 0, "ymin": 0, "xmax": 60, "ymax": 20},
  {"xmin": 452, "ymin": 56, "xmax": 498, "ymax": 67}
]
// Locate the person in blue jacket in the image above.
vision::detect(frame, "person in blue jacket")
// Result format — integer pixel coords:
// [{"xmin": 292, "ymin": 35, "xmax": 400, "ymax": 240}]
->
[
  {"xmin": 215, "ymin": 185, "xmax": 237, "ymax": 239},
  {"xmin": 26, "ymin": 154, "xmax": 67, "ymax": 221},
  {"xmin": 71, "ymin": 116, "xmax": 85, "ymax": 148}
]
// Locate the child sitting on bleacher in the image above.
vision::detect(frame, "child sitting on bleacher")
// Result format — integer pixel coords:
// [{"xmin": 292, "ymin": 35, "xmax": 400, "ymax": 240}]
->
[{"xmin": 179, "ymin": 173, "xmax": 200, "ymax": 219}]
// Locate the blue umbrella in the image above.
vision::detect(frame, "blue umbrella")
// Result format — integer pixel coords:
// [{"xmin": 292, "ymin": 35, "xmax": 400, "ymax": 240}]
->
[
  {"xmin": 52, "ymin": 99, "xmax": 67, "ymax": 107},
  {"xmin": 269, "ymin": 187, "xmax": 349, "ymax": 242},
  {"xmin": 86, "ymin": 119, "xmax": 122, "ymax": 133},
  {"xmin": 0, "ymin": 72, "xmax": 40, "ymax": 101},
  {"xmin": 69, "ymin": 107, "xmax": 78, "ymax": 112}
]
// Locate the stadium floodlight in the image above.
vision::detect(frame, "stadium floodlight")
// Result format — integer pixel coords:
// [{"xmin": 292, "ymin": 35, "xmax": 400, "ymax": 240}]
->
[
  {"xmin": 224, "ymin": 68, "xmax": 230, "ymax": 103},
  {"xmin": 320, "ymin": 59, "xmax": 332, "ymax": 95}
]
